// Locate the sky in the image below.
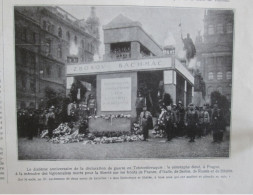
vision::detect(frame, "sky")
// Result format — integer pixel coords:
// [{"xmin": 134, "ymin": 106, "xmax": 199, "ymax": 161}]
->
[{"xmin": 60, "ymin": 5, "xmax": 205, "ymax": 58}]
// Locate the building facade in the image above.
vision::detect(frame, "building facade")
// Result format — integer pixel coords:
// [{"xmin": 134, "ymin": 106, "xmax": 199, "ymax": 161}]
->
[
  {"xmin": 15, "ymin": 6, "xmax": 100, "ymax": 109},
  {"xmin": 195, "ymin": 10, "xmax": 234, "ymax": 103}
]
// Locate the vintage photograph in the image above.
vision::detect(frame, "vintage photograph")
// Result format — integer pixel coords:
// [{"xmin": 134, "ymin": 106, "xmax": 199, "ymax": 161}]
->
[{"xmin": 15, "ymin": 6, "xmax": 233, "ymax": 160}]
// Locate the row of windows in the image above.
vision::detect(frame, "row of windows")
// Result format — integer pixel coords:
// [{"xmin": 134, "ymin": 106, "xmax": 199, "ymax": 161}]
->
[
  {"xmin": 207, "ymin": 23, "xmax": 233, "ymax": 35},
  {"xmin": 208, "ymin": 71, "xmax": 232, "ymax": 80},
  {"xmin": 19, "ymin": 76, "xmax": 36, "ymax": 93},
  {"xmin": 207, "ymin": 85, "xmax": 232, "ymax": 96},
  {"xmin": 42, "ymin": 20, "xmax": 95, "ymax": 54},
  {"xmin": 16, "ymin": 49, "xmax": 36, "ymax": 68},
  {"xmin": 18, "ymin": 27, "xmax": 37, "ymax": 44},
  {"xmin": 204, "ymin": 56, "xmax": 232, "ymax": 66}
]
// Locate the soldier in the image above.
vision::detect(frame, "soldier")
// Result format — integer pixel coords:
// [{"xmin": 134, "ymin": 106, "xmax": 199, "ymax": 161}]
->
[
  {"xmin": 185, "ymin": 103, "xmax": 199, "ymax": 142},
  {"xmin": 140, "ymin": 105, "xmax": 152, "ymax": 141},
  {"xmin": 176, "ymin": 101, "xmax": 185, "ymax": 136},
  {"xmin": 87, "ymin": 95, "xmax": 96, "ymax": 116},
  {"xmin": 203, "ymin": 104, "xmax": 210, "ymax": 136},
  {"xmin": 197, "ymin": 106, "xmax": 204, "ymax": 137}
]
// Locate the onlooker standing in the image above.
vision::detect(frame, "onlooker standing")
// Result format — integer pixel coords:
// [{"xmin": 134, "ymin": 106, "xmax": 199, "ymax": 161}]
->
[
  {"xmin": 140, "ymin": 105, "xmax": 152, "ymax": 141},
  {"xmin": 165, "ymin": 106, "xmax": 176, "ymax": 141},
  {"xmin": 46, "ymin": 106, "xmax": 55, "ymax": 140},
  {"xmin": 135, "ymin": 92, "xmax": 145, "ymax": 121}
]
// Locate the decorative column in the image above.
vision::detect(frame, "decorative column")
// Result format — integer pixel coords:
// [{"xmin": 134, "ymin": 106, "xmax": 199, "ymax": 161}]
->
[
  {"xmin": 184, "ymin": 80, "xmax": 187, "ymax": 107},
  {"xmin": 163, "ymin": 70, "xmax": 176, "ymax": 103},
  {"xmin": 131, "ymin": 42, "xmax": 140, "ymax": 59}
]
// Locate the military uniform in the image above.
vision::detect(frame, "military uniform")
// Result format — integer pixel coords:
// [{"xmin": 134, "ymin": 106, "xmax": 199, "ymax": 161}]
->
[{"xmin": 185, "ymin": 105, "xmax": 198, "ymax": 142}]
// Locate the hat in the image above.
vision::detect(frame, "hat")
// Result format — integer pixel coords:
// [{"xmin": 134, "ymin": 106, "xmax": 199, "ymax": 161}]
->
[
  {"xmin": 172, "ymin": 104, "xmax": 177, "ymax": 107},
  {"xmin": 50, "ymin": 106, "xmax": 55, "ymax": 109},
  {"xmin": 166, "ymin": 106, "xmax": 172, "ymax": 111},
  {"xmin": 178, "ymin": 101, "xmax": 182, "ymax": 105}
]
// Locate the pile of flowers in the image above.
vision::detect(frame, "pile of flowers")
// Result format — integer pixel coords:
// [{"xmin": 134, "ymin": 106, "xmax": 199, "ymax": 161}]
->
[
  {"xmin": 132, "ymin": 122, "xmax": 142, "ymax": 135},
  {"xmin": 83, "ymin": 134, "xmax": 144, "ymax": 144},
  {"xmin": 40, "ymin": 123, "xmax": 86, "ymax": 144},
  {"xmin": 88, "ymin": 114, "xmax": 131, "ymax": 120}
]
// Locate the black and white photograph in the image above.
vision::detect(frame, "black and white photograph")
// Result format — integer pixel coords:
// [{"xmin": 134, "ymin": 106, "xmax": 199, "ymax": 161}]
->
[{"xmin": 15, "ymin": 5, "xmax": 234, "ymax": 160}]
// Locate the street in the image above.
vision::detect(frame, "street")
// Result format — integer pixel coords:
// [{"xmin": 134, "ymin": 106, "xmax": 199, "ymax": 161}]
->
[{"xmin": 18, "ymin": 131, "xmax": 229, "ymax": 160}]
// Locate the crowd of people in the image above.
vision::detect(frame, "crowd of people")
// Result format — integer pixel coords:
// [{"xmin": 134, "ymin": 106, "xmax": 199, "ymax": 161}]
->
[{"xmin": 139, "ymin": 100, "xmax": 228, "ymax": 143}]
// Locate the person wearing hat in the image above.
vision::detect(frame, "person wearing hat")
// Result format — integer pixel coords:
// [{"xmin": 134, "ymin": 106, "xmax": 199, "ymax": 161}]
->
[
  {"xmin": 176, "ymin": 100, "xmax": 185, "ymax": 136},
  {"xmin": 88, "ymin": 95, "xmax": 96, "ymax": 116},
  {"xmin": 139, "ymin": 105, "xmax": 152, "ymax": 141},
  {"xmin": 211, "ymin": 103, "xmax": 224, "ymax": 143},
  {"xmin": 185, "ymin": 103, "xmax": 198, "ymax": 142},
  {"xmin": 46, "ymin": 106, "xmax": 55, "ymax": 140},
  {"xmin": 171, "ymin": 104, "xmax": 178, "ymax": 137},
  {"xmin": 135, "ymin": 91, "xmax": 145, "ymax": 121},
  {"xmin": 165, "ymin": 105, "xmax": 176, "ymax": 141}
]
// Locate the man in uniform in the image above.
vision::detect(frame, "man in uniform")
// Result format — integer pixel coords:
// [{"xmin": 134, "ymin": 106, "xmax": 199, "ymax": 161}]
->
[
  {"xmin": 185, "ymin": 103, "xmax": 199, "ymax": 142},
  {"xmin": 176, "ymin": 101, "xmax": 185, "ymax": 136},
  {"xmin": 88, "ymin": 95, "xmax": 96, "ymax": 116}
]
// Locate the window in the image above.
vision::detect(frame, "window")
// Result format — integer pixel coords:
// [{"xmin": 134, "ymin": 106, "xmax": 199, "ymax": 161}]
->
[
  {"xmin": 42, "ymin": 20, "xmax": 47, "ymax": 30},
  {"xmin": 21, "ymin": 28, "xmax": 27, "ymax": 41},
  {"xmin": 45, "ymin": 39, "xmax": 51, "ymax": 55},
  {"xmin": 58, "ymin": 67, "xmax": 61, "ymax": 78},
  {"xmin": 217, "ymin": 72, "xmax": 223, "ymax": 80},
  {"xmin": 51, "ymin": 25, "xmax": 55, "ymax": 34},
  {"xmin": 47, "ymin": 23, "xmax": 51, "ymax": 32},
  {"xmin": 226, "ymin": 23, "xmax": 233, "ymax": 33},
  {"xmin": 66, "ymin": 31, "xmax": 70, "ymax": 41},
  {"xmin": 20, "ymin": 49, "xmax": 27, "ymax": 66},
  {"xmin": 58, "ymin": 27, "xmax": 62, "ymax": 38},
  {"xmin": 208, "ymin": 86, "xmax": 214, "ymax": 96},
  {"xmin": 30, "ymin": 79, "xmax": 36, "ymax": 92},
  {"xmin": 217, "ymin": 24, "xmax": 224, "ymax": 34},
  {"xmin": 20, "ymin": 101, "xmax": 26, "ymax": 109},
  {"xmin": 81, "ymin": 40, "xmax": 84, "ymax": 49},
  {"xmin": 46, "ymin": 65, "xmax": 51, "ymax": 76},
  {"xmin": 74, "ymin": 36, "xmax": 77, "ymax": 44},
  {"xmin": 208, "ymin": 72, "xmax": 214, "ymax": 80},
  {"xmin": 21, "ymin": 77, "xmax": 26, "ymax": 89},
  {"xmin": 217, "ymin": 86, "xmax": 222, "ymax": 94},
  {"xmin": 217, "ymin": 56, "xmax": 224, "ymax": 66},
  {"xmin": 57, "ymin": 45, "xmax": 62, "ymax": 59},
  {"xmin": 30, "ymin": 52, "xmax": 36, "ymax": 67},
  {"xmin": 208, "ymin": 24, "xmax": 214, "ymax": 35},
  {"xmin": 226, "ymin": 71, "xmax": 232, "ymax": 80}
]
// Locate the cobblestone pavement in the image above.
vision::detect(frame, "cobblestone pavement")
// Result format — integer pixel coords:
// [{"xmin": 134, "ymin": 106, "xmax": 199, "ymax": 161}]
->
[{"xmin": 18, "ymin": 131, "xmax": 229, "ymax": 160}]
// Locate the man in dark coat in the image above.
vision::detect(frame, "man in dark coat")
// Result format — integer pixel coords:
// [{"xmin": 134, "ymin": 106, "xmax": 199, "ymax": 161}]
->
[
  {"xmin": 46, "ymin": 106, "xmax": 56, "ymax": 140},
  {"xmin": 165, "ymin": 106, "xmax": 176, "ymax": 141},
  {"xmin": 26, "ymin": 109, "xmax": 36, "ymax": 140},
  {"xmin": 211, "ymin": 104, "xmax": 225, "ymax": 143}
]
